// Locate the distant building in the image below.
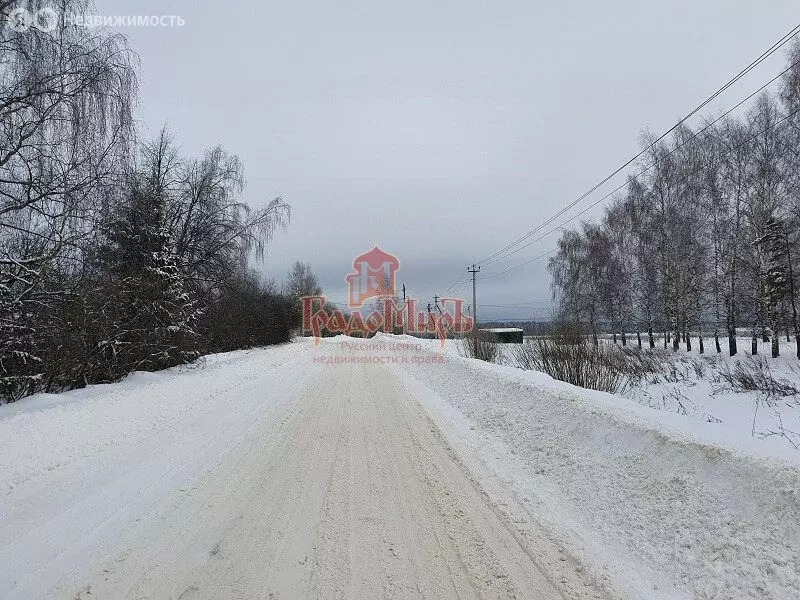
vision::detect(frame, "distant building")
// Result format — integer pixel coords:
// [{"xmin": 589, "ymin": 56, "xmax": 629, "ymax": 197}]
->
[{"xmin": 479, "ymin": 327, "xmax": 524, "ymax": 344}]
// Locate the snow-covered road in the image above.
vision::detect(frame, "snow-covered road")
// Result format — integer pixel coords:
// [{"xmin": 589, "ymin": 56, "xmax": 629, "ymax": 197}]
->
[
  {"xmin": 0, "ymin": 340, "xmax": 607, "ymax": 600},
  {"xmin": 2, "ymin": 336, "xmax": 799, "ymax": 599}
]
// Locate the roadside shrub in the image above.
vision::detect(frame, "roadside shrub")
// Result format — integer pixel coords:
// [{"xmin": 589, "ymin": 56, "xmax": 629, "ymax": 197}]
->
[
  {"xmin": 619, "ymin": 346, "xmax": 672, "ymax": 381},
  {"xmin": 513, "ymin": 337, "xmax": 671, "ymax": 394},
  {"xmin": 691, "ymin": 358, "xmax": 708, "ymax": 379},
  {"xmin": 200, "ymin": 272, "xmax": 293, "ymax": 353},
  {"xmin": 513, "ymin": 338, "xmax": 628, "ymax": 393},
  {"xmin": 458, "ymin": 330, "xmax": 499, "ymax": 362},
  {"xmin": 717, "ymin": 356, "xmax": 799, "ymax": 399}
]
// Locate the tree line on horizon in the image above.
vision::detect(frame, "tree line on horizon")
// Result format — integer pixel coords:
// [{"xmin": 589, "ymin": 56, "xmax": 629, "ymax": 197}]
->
[
  {"xmin": 0, "ymin": 1, "xmax": 321, "ymax": 402},
  {"xmin": 549, "ymin": 43, "xmax": 800, "ymax": 359}
]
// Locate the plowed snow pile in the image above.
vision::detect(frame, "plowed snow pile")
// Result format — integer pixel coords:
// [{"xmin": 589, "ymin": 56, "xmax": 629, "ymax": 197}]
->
[{"xmin": 384, "ymin": 334, "xmax": 800, "ymax": 599}]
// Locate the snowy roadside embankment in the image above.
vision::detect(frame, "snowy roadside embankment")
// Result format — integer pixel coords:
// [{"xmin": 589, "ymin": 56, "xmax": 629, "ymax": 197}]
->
[
  {"xmin": 0, "ymin": 343, "xmax": 307, "ymax": 495},
  {"xmin": 0, "ymin": 341, "xmax": 315, "ymax": 599},
  {"xmin": 384, "ymin": 335, "xmax": 800, "ymax": 600}
]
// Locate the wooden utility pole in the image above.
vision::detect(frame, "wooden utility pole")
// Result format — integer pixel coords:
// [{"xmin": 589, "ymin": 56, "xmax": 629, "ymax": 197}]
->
[
  {"xmin": 468, "ymin": 265, "xmax": 480, "ymax": 355},
  {"xmin": 433, "ymin": 295, "xmax": 443, "ymax": 315},
  {"xmin": 402, "ymin": 284, "xmax": 406, "ymax": 335}
]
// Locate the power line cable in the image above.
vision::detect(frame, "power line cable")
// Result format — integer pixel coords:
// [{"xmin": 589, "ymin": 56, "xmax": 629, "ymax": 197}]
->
[
  {"xmin": 480, "ymin": 56, "xmax": 800, "ymax": 269},
  {"xmin": 484, "ymin": 100, "xmax": 800, "ymax": 280},
  {"xmin": 441, "ymin": 271, "xmax": 467, "ymax": 295},
  {"xmin": 474, "ymin": 22, "xmax": 800, "ymax": 268},
  {"xmin": 484, "ymin": 248, "xmax": 559, "ymax": 280}
]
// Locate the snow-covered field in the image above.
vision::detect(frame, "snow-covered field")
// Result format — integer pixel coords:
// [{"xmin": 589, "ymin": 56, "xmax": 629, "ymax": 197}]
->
[
  {"xmin": 619, "ymin": 342, "xmax": 800, "ymax": 450},
  {"xmin": 1, "ymin": 335, "xmax": 799, "ymax": 599}
]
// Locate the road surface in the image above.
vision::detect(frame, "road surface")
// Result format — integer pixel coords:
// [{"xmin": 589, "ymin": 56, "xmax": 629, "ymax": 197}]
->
[{"xmin": 1, "ymin": 342, "xmax": 610, "ymax": 600}]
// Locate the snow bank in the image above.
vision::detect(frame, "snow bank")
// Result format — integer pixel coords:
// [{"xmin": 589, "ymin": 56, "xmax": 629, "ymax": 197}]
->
[
  {"xmin": 391, "ymin": 333, "xmax": 800, "ymax": 460},
  {"xmin": 0, "ymin": 344, "xmax": 302, "ymax": 495},
  {"xmin": 0, "ymin": 341, "xmax": 315, "ymax": 599},
  {"xmin": 383, "ymin": 337, "xmax": 800, "ymax": 599}
]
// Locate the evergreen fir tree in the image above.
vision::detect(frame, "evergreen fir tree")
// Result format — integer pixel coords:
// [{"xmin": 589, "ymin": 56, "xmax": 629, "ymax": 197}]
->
[{"xmin": 93, "ymin": 180, "xmax": 201, "ymax": 379}]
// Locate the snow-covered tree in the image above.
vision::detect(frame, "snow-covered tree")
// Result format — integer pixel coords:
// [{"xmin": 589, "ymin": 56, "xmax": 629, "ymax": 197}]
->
[{"xmin": 91, "ymin": 172, "xmax": 201, "ymax": 379}]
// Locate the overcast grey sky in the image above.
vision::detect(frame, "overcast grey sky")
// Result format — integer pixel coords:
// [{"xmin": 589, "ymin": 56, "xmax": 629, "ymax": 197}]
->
[{"xmin": 97, "ymin": 0, "xmax": 797, "ymax": 320}]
